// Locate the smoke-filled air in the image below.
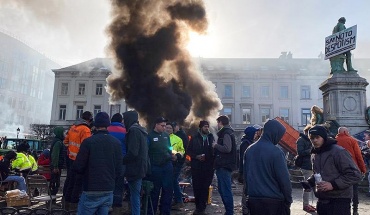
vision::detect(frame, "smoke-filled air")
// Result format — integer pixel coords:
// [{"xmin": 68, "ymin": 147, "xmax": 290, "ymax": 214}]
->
[{"xmin": 106, "ymin": 0, "xmax": 222, "ymax": 127}]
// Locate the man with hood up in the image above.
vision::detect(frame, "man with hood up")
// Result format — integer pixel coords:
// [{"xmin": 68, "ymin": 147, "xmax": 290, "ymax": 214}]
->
[
  {"xmin": 122, "ymin": 110, "xmax": 149, "ymax": 215},
  {"xmin": 50, "ymin": 127, "xmax": 66, "ymax": 195},
  {"xmin": 238, "ymin": 126, "xmax": 258, "ymax": 215},
  {"xmin": 307, "ymin": 125, "xmax": 361, "ymax": 215},
  {"xmin": 243, "ymin": 119, "xmax": 292, "ymax": 215}
]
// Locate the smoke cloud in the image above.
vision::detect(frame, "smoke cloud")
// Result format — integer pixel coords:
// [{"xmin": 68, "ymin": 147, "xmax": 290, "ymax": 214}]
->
[{"xmin": 107, "ymin": 0, "xmax": 222, "ymax": 126}]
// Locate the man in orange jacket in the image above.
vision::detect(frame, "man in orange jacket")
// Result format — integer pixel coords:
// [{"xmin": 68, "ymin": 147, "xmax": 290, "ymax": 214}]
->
[
  {"xmin": 335, "ymin": 127, "xmax": 366, "ymax": 215},
  {"xmin": 63, "ymin": 111, "xmax": 93, "ymax": 209}
]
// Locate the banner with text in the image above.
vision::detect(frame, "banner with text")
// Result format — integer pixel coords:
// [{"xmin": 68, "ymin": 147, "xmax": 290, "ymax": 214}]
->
[{"xmin": 325, "ymin": 25, "xmax": 357, "ymax": 60}]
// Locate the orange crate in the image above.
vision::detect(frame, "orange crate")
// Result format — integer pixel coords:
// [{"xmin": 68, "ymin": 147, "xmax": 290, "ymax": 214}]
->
[
  {"xmin": 275, "ymin": 117, "xmax": 300, "ymax": 156},
  {"xmin": 6, "ymin": 196, "xmax": 30, "ymax": 207}
]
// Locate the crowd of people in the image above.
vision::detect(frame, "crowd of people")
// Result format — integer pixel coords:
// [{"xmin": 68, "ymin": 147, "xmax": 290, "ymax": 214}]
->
[{"xmin": 2, "ymin": 110, "xmax": 370, "ymax": 215}]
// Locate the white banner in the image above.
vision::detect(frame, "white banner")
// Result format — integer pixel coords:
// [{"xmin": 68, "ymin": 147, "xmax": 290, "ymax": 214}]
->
[{"xmin": 324, "ymin": 25, "xmax": 357, "ymax": 60}]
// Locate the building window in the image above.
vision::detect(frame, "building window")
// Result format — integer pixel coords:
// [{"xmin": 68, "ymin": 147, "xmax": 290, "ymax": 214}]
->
[
  {"xmin": 59, "ymin": 105, "xmax": 66, "ymax": 120},
  {"xmin": 76, "ymin": 105, "xmax": 84, "ymax": 119},
  {"xmin": 280, "ymin": 108, "xmax": 289, "ymax": 123},
  {"xmin": 96, "ymin": 83, "xmax": 103, "ymax": 95},
  {"xmin": 94, "ymin": 105, "xmax": 102, "ymax": 116},
  {"xmin": 301, "ymin": 86, "xmax": 311, "ymax": 99},
  {"xmin": 78, "ymin": 83, "xmax": 85, "ymax": 95},
  {"xmin": 61, "ymin": 83, "xmax": 68, "ymax": 95},
  {"xmin": 224, "ymin": 85, "xmax": 233, "ymax": 98},
  {"xmin": 242, "ymin": 108, "xmax": 251, "ymax": 124},
  {"xmin": 261, "ymin": 108, "xmax": 270, "ymax": 123},
  {"xmin": 110, "ymin": 104, "xmax": 121, "ymax": 116},
  {"xmin": 301, "ymin": 108, "xmax": 311, "ymax": 125},
  {"xmin": 223, "ymin": 107, "xmax": 232, "ymax": 122},
  {"xmin": 242, "ymin": 86, "xmax": 251, "ymax": 98},
  {"xmin": 261, "ymin": 86, "xmax": 270, "ymax": 98},
  {"xmin": 280, "ymin": 86, "xmax": 289, "ymax": 99}
]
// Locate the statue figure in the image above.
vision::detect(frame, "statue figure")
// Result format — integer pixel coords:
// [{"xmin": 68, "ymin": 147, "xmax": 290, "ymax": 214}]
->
[
  {"xmin": 310, "ymin": 105, "xmax": 324, "ymax": 125},
  {"xmin": 330, "ymin": 17, "xmax": 356, "ymax": 74}
]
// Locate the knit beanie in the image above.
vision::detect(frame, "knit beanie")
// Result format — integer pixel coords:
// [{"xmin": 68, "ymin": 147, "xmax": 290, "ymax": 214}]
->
[
  {"xmin": 199, "ymin": 120, "xmax": 210, "ymax": 128},
  {"xmin": 309, "ymin": 125, "xmax": 328, "ymax": 141},
  {"xmin": 94, "ymin": 112, "xmax": 111, "ymax": 128},
  {"xmin": 42, "ymin": 149, "xmax": 50, "ymax": 158},
  {"xmin": 111, "ymin": 113, "xmax": 123, "ymax": 123}
]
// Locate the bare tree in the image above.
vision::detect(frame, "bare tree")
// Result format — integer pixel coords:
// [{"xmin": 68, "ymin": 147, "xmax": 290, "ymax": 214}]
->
[{"xmin": 29, "ymin": 124, "xmax": 55, "ymax": 141}]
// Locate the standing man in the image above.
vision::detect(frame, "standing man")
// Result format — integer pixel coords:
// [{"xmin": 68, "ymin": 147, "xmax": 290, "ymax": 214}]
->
[
  {"xmin": 296, "ymin": 125, "xmax": 315, "ymax": 213},
  {"xmin": 63, "ymin": 111, "xmax": 93, "ymax": 209},
  {"xmin": 187, "ymin": 120, "xmax": 215, "ymax": 215},
  {"xmin": 50, "ymin": 127, "xmax": 66, "ymax": 195},
  {"xmin": 122, "ymin": 110, "xmax": 149, "ymax": 215},
  {"xmin": 244, "ymin": 119, "xmax": 292, "ymax": 215},
  {"xmin": 335, "ymin": 127, "xmax": 366, "ymax": 215},
  {"xmin": 173, "ymin": 122, "xmax": 189, "ymax": 152},
  {"xmin": 147, "ymin": 117, "xmax": 173, "ymax": 215},
  {"xmin": 307, "ymin": 125, "xmax": 361, "ymax": 215},
  {"xmin": 213, "ymin": 115, "xmax": 236, "ymax": 215},
  {"xmin": 363, "ymin": 130, "xmax": 370, "ymax": 197},
  {"xmin": 107, "ymin": 113, "xmax": 127, "ymax": 212},
  {"xmin": 73, "ymin": 112, "xmax": 123, "ymax": 215}
]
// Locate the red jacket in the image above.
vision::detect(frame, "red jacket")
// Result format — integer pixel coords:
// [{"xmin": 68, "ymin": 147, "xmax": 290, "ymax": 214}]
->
[
  {"xmin": 336, "ymin": 133, "xmax": 367, "ymax": 173},
  {"xmin": 37, "ymin": 154, "xmax": 51, "ymax": 180}
]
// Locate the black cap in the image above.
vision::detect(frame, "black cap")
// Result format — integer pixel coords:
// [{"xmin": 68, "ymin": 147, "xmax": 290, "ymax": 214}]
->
[
  {"xmin": 155, "ymin": 117, "xmax": 168, "ymax": 124},
  {"xmin": 309, "ymin": 125, "xmax": 328, "ymax": 141}
]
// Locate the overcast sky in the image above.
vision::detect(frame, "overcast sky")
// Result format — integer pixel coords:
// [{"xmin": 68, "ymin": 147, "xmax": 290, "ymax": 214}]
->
[{"xmin": 0, "ymin": 0, "xmax": 369, "ymax": 67}]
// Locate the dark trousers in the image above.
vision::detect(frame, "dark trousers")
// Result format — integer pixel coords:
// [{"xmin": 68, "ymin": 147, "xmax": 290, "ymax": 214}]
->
[
  {"xmin": 352, "ymin": 184, "xmax": 359, "ymax": 209},
  {"xmin": 191, "ymin": 168, "xmax": 214, "ymax": 211},
  {"xmin": 147, "ymin": 162, "xmax": 173, "ymax": 215},
  {"xmin": 50, "ymin": 171, "xmax": 61, "ymax": 195},
  {"xmin": 113, "ymin": 165, "xmax": 126, "ymax": 207},
  {"xmin": 249, "ymin": 198, "xmax": 290, "ymax": 215},
  {"xmin": 63, "ymin": 159, "xmax": 83, "ymax": 203},
  {"xmin": 317, "ymin": 198, "xmax": 351, "ymax": 215}
]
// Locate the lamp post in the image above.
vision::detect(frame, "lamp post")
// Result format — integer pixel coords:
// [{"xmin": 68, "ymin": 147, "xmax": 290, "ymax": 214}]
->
[{"xmin": 17, "ymin": 127, "xmax": 20, "ymax": 139}]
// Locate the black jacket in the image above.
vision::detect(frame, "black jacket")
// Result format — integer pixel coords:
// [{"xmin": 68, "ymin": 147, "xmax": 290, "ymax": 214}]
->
[
  {"xmin": 214, "ymin": 126, "xmax": 237, "ymax": 171},
  {"xmin": 122, "ymin": 111, "xmax": 149, "ymax": 181},
  {"xmin": 0, "ymin": 158, "xmax": 11, "ymax": 180},
  {"xmin": 296, "ymin": 133, "xmax": 312, "ymax": 170},
  {"xmin": 187, "ymin": 130, "xmax": 215, "ymax": 170},
  {"xmin": 73, "ymin": 130, "xmax": 123, "ymax": 192}
]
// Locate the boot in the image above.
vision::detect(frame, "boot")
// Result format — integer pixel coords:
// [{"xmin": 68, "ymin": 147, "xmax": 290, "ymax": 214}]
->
[{"xmin": 353, "ymin": 206, "xmax": 359, "ymax": 215}]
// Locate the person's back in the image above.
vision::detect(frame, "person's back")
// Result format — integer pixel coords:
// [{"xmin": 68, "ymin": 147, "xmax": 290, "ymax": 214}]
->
[{"xmin": 244, "ymin": 119, "xmax": 292, "ymax": 215}]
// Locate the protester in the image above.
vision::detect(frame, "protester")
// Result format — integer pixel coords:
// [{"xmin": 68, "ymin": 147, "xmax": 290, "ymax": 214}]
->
[
  {"xmin": 37, "ymin": 149, "xmax": 51, "ymax": 180},
  {"xmin": 50, "ymin": 127, "xmax": 66, "ymax": 195},
  {"xmin": 107, "ymin": 113, "xmax": 127, "ymax": 212},
  {"xmin": 0, "ymin": 151, "xmax": 27, "ymax": 191},
  {"xmin": 12, "ymin": 143, "xmax": 32, "ymax": 176},
  {"xmin": 336, "ymin": 127, "xmax": 366, "ymax": 215},
  {"xmin": 307, "ymin": 125, "xmax": 361, "ymax": 215},
  {"xmin": 296, "ymin": 124, "xmax": 315, "ymax": 213},
  {"xmin": 187, "ymin": 120, "xmax": 215, "ymax": 215},
  {"xmin": 73, "ymin": 112, "xmax": 123, "ymax": 215},
  {"xmin": 173, "ymin": 122, "xmax": 189, "ymax": 152},
  {"xmin": 147, "ymin": 117, "xmax": 173, "ymax": 215},
  {"xmin": 165, "ymin": 122, "xmax": 185, "ymax": 210},
  {"xmin": 244, "ymin": 119, "xmax": 292, "ymax": 215},
  {"xmin": 213, "ymin": 115, "xmax": 236, "ymax": 215},
  {"xmin": 122, "ymin": 110, "xmax": 149, "ymax": 215},
  {"xmin": 63, "ymin": 111, "xmax": 93, "ymax": 209}
]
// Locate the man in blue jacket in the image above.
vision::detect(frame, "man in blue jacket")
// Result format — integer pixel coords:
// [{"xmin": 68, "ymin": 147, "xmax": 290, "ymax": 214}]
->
[
  {"xmin": 73, "ymin": 112, "xmax": 123, "ymax": 215},
  {"xmin": 244, "ymin": 119, "xmax": 292, "ymax": 215}
]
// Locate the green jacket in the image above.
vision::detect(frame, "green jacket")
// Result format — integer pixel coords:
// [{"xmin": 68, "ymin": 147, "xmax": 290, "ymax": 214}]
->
[{"xmin": 148, "ymin": 130, "xmax": 172, "ymax": 166}]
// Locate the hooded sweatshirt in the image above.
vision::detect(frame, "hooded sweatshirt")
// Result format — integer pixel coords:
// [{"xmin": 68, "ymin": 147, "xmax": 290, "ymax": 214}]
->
[
  {"xmin": 239, "ymin": 126, "xmax": 258, "ymax": 174},
  {"xmin": 244, "ymin": 119, "xmax": 292, "ymax": 204},
  {"xmin": 50, "ymin": 127, "xmax": 66, "ymax": 169},
  {"xmin": 122, "ymin": 111, "xmax": 149, "ymax": 181}
]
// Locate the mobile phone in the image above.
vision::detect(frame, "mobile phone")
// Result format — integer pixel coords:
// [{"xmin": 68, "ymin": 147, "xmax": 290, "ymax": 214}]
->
[{"xmin": 300, "ymin": 181, "xmax": 311, "ymax": 190}]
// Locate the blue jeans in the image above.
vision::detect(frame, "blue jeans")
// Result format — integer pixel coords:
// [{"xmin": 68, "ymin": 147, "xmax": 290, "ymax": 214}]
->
[
  {"xmin": 147, "ymin": 162, "xmax": 173, "ymax": 215},
  {"xmin": 113, "ymin": 165, "xmax": 126, "ymax": 207},
  {"xmin": 4, "ymin": 175, "xmax": 27, "ymax": 191},
  {"xmin": 78, "ymin": 191, "xmax": 113, "ymax": 215},
  {"xmin": 128, "ymin": 179, "xmax": 142, "ymax": 215},
  {"xmin": 173, "ymin": 163, "xmax": 183, "ymax": 203},
  {"xmin": 216, "ymin": 168, "xmax": 234, "ymax": 215}
]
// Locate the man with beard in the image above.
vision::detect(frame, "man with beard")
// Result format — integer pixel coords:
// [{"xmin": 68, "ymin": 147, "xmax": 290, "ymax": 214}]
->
[
  {"xmin": 244, "ymin": 119, "xmax": 292, "ymax": 215},
  {"xmin": 187, "ymin": 120, "xmax": 215, "ymax": 215}
]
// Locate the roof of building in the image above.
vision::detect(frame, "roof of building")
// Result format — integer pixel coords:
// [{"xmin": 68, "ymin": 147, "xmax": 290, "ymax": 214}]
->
[{"xmin": 53, "ymin": 58, "xmax": 113, "ymax": 73}]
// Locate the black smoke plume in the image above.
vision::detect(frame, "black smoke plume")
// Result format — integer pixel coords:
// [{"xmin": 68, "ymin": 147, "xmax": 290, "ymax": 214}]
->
[{"xmin": 107, "ymin": 0, "xmax": 222, "ymax": 127}]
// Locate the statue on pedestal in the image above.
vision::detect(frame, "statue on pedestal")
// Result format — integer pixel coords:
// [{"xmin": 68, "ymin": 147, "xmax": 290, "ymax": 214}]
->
[{"xmin": 330, "ymin": 17, "xmax": 357, "ymax": 74}]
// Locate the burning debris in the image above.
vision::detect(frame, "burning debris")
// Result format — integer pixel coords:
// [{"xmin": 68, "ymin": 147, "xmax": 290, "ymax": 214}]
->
[{"xmin": 107, "ymin": 0, "xmax": 222, "ymax": 127}]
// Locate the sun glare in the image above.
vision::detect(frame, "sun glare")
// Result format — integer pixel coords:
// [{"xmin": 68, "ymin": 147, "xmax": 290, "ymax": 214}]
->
[{"xmin": 186, "ymin": 31, "xmax": 213, "ymax": 57}]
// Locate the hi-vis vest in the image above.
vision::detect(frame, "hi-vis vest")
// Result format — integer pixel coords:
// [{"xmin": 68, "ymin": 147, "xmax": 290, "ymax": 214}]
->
[
  {"xmin": 12, "ymin": 152, "xmax": 32, "ymax": 171},
  {"xmin": 27, "ymin": 154, "xmax": 38, "ymax": 172},
  {"xmin": 64, "ymin": 124, "xmax": 91, "ymax": 160}
]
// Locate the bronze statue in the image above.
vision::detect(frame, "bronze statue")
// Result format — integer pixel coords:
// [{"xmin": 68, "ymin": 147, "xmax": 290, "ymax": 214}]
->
[
  {"xmin": 310, "ymin": 105, "xmax": 324, "ymax": 125},
  {"xmin": 330, "ymin": 17, "xmax": 356, "ymax": 74}
]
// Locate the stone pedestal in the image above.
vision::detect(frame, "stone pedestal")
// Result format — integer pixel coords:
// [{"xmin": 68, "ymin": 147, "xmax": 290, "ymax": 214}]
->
[{"xmin": 319, "ymin": 72, "xmax": 369, "ymax": 134}]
